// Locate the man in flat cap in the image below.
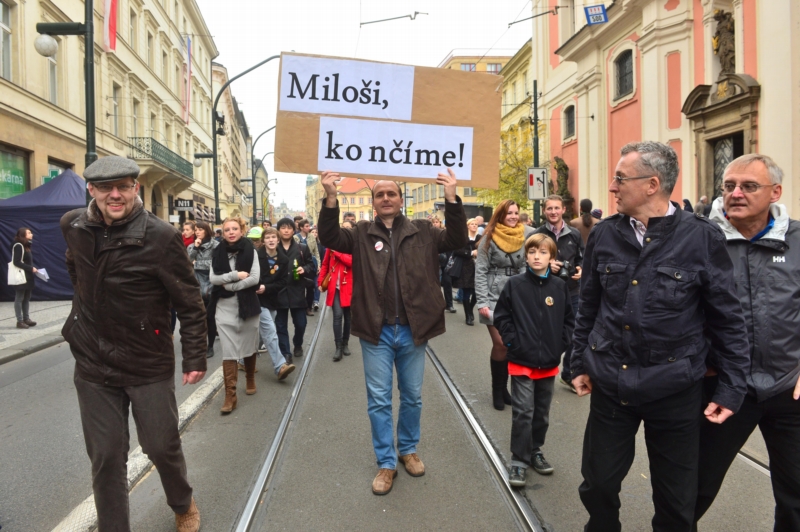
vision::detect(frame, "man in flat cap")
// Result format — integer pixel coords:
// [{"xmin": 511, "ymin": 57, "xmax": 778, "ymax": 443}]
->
[{"xmin": 60, "ymin": 156, "xmax": 207, "ymax": 532}]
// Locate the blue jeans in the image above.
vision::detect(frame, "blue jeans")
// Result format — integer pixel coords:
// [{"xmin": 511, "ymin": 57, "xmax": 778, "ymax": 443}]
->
[
  {"xmin": 275, "ymin": 308, "xmax": 307, "ymax": 356},
  {"xmin": 360, "ymin": 325, "xmax": 427, "ymax": 470},
  {"xmin": 259, "ymin": 308, "xmax": 288, "ymax": 374}
]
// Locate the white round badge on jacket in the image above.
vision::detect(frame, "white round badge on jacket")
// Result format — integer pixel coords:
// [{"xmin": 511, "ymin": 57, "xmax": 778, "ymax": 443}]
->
[{"xmin": 375, "ymin": 241, "xmax": 384, "ymax": 252}]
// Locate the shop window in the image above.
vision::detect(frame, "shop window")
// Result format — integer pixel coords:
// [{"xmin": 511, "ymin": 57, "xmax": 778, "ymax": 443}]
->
[{"xmin": 0, "ymin": 144, "xmax": 29, "ymax": 199}]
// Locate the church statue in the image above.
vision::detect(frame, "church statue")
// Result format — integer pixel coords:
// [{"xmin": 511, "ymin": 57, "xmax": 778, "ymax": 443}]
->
[{"xmin": 712, "ymin": 10, "xmax": 735, "ymax": 78}]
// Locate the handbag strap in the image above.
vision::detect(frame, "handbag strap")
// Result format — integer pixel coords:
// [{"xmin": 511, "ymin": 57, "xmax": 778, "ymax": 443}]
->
[{"xmin": 11, "ymin": 242, "xmax": 23, "ymax": 260}]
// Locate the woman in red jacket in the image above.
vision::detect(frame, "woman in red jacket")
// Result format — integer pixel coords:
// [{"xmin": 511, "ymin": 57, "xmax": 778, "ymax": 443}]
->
[{"xmin": 318, "ymin": 220, "xmax": 354, "ymax": 362}]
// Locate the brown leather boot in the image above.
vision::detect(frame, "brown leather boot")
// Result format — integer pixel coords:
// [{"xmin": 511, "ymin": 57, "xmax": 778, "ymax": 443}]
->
[
  {"xmin": 372, "ymin": 468, "xmax": 398, "ymax": 495},
  {"xmin": 244, "ymin": 355, "xmax": 257, "ymax": 395},
  {"xmin": 175, "ymin": 498, "xmax": 200, "ymax": 532},
  {"xmin": 220, "ymin": 360, "xmax": 238, "ymax": 414}
]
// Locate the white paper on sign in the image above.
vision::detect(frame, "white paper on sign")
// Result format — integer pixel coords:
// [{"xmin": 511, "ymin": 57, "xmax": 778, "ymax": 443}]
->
[
  {"xmin": 318, "ymin": 117, "xmax": 473, "ymax": 181},
  {"xmin": 280, "ymin": 55, "xmax": 415, "ymax": 121}
]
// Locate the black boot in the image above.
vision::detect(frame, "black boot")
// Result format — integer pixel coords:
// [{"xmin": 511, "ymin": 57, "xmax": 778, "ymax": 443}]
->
[
  {"xmin": 342, "ymin": 338, "xmax": 352, "ymax": 356},
  {"xmin": 490, "ymin": 359, "xmax": 505, "ymax": 411},
  {"xmin": 465, "ymin": 303, "xmax": 475, "ymax": 326},
  {"xmin": 333, "ymin": 342, "xmax": 343, "ymax": 362}
]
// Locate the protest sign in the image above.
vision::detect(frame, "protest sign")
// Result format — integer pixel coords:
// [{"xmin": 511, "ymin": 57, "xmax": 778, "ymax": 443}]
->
[{"xmin": 274, "ymin": 52, "xmax": 502, "ymax": 188}]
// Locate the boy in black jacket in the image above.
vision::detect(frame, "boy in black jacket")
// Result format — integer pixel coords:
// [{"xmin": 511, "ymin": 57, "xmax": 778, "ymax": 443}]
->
[
  {"xmin": 493, "ymin": 233, "xmax": 574, "ymax": 487},
  {"xmin": 256, "ymin": 227, "xmax": 295, "ymax": 380}
]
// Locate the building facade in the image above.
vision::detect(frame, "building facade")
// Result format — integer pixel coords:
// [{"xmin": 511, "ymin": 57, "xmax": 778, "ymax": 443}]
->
[
  {"xmin": 0, "ymin": 0, "xmax": 219, "ymax": 224},
  {"xmin": 529, "ymin": 0, "xmax": 800, "ymax": 217}
]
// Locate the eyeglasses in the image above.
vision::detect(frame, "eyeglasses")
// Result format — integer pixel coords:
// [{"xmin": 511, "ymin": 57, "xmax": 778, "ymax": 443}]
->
[
  {"xmin": 611, "ymin": 175, "xmax": 654, "ymax": 184},
  {"xmin": 93, "ymin": 183, "xmax": 137, "ymax": 193},
  {"xmin": 721, "ymin": 182, "xmax": 775, "ymax": 194}
]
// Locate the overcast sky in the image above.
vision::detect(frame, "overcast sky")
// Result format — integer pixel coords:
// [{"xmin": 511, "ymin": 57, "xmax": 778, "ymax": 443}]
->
[{"xmin": 194, "ymin": 0, "xmax": 534, "ymax": 211}]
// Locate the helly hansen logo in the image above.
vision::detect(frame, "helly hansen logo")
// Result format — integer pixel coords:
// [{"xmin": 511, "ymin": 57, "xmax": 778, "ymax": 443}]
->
[{"xmin": 773, "ymin": 256, "xmax": 785, "ymax": 263}]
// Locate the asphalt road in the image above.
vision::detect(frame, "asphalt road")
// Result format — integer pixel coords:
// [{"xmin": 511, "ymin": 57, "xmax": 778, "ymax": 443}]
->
[
  {"xmin": 0, "ymin": 304, "xmax": 778, "ymax": 531},
  {"xmin": 431, "ymin": 308, "xmax": 775, "ymax": 531}
]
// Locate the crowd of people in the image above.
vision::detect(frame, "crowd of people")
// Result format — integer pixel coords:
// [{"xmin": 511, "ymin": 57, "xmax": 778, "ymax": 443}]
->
[{"xmin": 24, "ymin": 139, "xmax": 796, "ymax": 531}]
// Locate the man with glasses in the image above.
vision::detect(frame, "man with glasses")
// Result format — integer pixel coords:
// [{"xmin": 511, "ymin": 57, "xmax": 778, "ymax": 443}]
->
[
  {"xmin": 694, "ymin": 154, "xmax": 800, "ymax": 530},
  {"xmin": 60, "ymin": 156, "xmax": 207, "ymax": 532},
  {"xmin": 570, "ymin": 142, "xmax": 750, "ymax": 531}
]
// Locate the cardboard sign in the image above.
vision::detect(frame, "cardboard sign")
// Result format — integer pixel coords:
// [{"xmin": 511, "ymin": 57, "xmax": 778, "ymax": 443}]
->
[{"xmin": 274, "ymin": 52, "xmax": 502, "ymax": 188}]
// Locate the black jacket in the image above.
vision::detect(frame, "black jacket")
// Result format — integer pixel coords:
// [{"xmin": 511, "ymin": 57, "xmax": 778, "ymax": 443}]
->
[
  {"xmin": 277, "ymin": 239, "xmax": 315, "ymax": 309},
  {"xmin": 256, "ymin": 247, "xmax": 288, "ymax": 311},
  {"xmin": 534, "ymin": 223, "xmax": 584, "ymax": 295},
  {"xmin": 571, "ymin": 203, "xmax": 750, "ymax": 412},
  {"xmin": 494, "ymin": 269, "xmax": 574, "ymax": 370},
  {"xmin": 709, "ymin": 200, "xmax": 800, "ymax": 402},
  {"xmin": 11, "ymin": 243, "xmax": 35, "ymax": 289}
]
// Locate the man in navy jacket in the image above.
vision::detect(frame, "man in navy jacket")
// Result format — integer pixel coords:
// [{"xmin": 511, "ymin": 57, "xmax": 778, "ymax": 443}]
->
[{"xmin": 571, "ymin": 141, "xmax": 750, "ymax": 532}]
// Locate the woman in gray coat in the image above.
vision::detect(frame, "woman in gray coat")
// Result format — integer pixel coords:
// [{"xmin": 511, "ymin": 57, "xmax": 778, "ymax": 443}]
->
[
  {"xmin": 188, "ymin": 221, "xmax": 218, "ymax": 357},
  {"xmin": 475, "ymin": 200, "xmax": 535, "ymax": 410}
]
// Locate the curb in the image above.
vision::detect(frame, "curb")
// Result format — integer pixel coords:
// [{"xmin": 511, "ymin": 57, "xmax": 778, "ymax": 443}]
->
[
  {"xmin": 0, "ymin": 334, "xmax": 65, "ymax": 366},
  {"xmin": 51, "ymin": 366, "xmax": 225, "ymax": 532}
]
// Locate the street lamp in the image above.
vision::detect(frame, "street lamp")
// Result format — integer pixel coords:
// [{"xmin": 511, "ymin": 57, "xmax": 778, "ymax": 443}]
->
[
  {"xmin": 251, "ymin": 151, "xmax": 274, "ymax": 226},
  {"xmin": 212, "ymin": 55, "xmax": 280, "ymax": 223},
  {"xmin": 35, "ymin": 2, "xmax": 97, "ymax": 205}
]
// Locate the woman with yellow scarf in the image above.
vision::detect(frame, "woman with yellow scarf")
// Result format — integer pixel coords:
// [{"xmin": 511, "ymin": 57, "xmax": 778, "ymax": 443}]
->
[{"xmin": 475, "ymin": 200, "xmax": 535, "ymax": 410}]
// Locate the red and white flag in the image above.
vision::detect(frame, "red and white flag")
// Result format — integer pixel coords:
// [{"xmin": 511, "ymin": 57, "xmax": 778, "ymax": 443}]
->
[
  {"xmin": 103, "ymin": 0, "xmax": 117, "ymax": 52},
  {"xmin": 183, "ymin": 36, "xmax": 192, "ymax": 124}
]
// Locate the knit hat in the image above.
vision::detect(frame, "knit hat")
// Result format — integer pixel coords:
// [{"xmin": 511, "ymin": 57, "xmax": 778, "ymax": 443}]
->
[{"xmin": 591, "ymin": 209, "xmax": 603, "ymax": 220}]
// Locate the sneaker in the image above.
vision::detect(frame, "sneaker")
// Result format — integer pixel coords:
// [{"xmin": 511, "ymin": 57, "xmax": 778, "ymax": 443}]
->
[
  {"xmin": 532, "ymin": 453, "xmax": 554, "ymax": 475},
  {"xmin": 313, "ymin": 302, "xmax": 320, "ymax": 310},
  {"xmin": 293, "ymin": 345, "xmax": 304, "ymax": 358},
  {"xmin": 509, "ymin": 465, "xmax": 527, "ymax": 488},
  {"xmin": 559, "ymin": 377, "xmax": 577, "ymax": 394},
  {"xmin": 446, "ymin": 307, "xmax": 457, "ymax": 313}
]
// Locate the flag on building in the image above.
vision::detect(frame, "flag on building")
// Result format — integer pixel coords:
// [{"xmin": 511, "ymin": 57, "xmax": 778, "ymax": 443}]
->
[
  {"xmin": 103, "ymin": 0, "xmax": 118, "ymax": 52},
  {"xmin": 183, "ymin": 35, "xmax": 192, "ymax": 124}
]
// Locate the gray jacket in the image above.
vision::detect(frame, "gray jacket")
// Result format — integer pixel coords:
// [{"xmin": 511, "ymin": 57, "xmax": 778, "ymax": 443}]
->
[
  {"xmin": 474, "ymin": 225, "xmax": 535, "ymax": 325},
  {"xmin": 709, "ymin": 198, "xmax": 800, "ymax": 402},
  {"xmin": 187, "ymin": 239, "xmax": 219, "ymax": 271}
]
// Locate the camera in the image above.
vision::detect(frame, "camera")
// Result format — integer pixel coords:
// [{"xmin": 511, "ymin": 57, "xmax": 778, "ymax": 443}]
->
[{"xmin": 558, "ymin": 260, "xmax": 573, "ymax": 279}]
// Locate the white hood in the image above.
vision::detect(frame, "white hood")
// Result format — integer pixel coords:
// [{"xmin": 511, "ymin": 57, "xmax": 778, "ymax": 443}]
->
[{"xmin": 708, "ymin": 196, "xmax": 790, "ymax": 242}]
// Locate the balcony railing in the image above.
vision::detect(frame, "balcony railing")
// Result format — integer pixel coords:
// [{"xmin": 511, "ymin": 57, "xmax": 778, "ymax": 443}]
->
[{"xmin": 128, "ymin": 137, "xmax": 194, "ymax": 179}]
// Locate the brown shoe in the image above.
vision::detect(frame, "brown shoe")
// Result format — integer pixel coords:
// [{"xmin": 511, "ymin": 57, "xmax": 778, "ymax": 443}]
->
[
  {"xmin": 244, "ymin": 355, "xmax": 257, "ymax": 395},
  {"xmin": 175, "ymin": 498, "xmax": 200, "ymax": 532},
  {"xmin": 23, "ymin": 318, "xmax": 36, "ymax": 326},
  {"xmin": 277, "ymin": 363, "xmax": 295, "ymax": 380},
  {"xmin": 221, "ymin": 360, "xmax": 238, "ymax": 414},
  {"xmin": 398, "ymin": 453, "xmax": 425, "ymax": 477},
  {"xmin": 16, "ymin": 321, "xmax": 29, "ymax": 329},
  {"xmin": 372, "ymin": 468, "xmax": 397, "ymax": 495}
]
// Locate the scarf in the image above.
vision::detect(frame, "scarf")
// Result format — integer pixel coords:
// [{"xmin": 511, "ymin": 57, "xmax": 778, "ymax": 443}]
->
[
  {"xmin": 491, "ymin": 223, "xmax": 525, "ymax": 253},
  {"xmin": 211, "ymin": 236, "xmax": 261, "ymax": 320}
]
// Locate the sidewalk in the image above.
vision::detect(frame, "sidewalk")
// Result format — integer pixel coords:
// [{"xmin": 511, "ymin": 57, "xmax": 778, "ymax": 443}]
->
[{"xmin": 0, "ymin": 300, "xmax": 72, "ymax": 365}]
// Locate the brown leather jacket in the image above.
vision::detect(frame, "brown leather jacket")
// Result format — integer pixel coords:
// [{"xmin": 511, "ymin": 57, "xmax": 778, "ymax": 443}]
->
[
  {"xmin": 318, "ymin": 198, "xmax": 468, "ymax": 346},
  {"xmin": 60, "ymin": 200, "xmax": 207, "ymax": 387}
]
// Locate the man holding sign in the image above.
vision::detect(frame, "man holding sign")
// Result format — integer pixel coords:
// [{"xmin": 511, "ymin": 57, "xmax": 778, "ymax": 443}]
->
[{"xmin": 318, "ymin": 169, "xmax": 468, "ymax": 495}]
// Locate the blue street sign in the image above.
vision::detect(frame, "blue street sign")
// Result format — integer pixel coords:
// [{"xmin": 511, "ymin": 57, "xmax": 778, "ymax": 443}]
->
[{"xmin": 584, "ymin": 4, "xmax": 609, "ymax": 25}]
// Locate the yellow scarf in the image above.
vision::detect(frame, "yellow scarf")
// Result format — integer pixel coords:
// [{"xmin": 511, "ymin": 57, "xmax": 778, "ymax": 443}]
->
[{"xmin": 491, "ymin": 223, "xmax": 525, "ymax": 253}]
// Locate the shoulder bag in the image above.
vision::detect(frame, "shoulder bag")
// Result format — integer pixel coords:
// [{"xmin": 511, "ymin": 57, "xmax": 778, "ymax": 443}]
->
[{"xmin": 7, "ymin": 243, "xmax": 26, "ymax": 286}]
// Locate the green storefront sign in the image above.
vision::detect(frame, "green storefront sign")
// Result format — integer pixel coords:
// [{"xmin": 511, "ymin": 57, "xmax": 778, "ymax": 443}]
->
[{"xmin": 0, "ymin": 150, "xmax": 27, "ymax": 199}]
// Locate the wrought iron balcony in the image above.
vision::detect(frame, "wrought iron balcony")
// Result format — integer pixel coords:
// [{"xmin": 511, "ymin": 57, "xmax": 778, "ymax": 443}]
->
[{"xmin": 128, "ymin": 137, "xmax": 194, "ymax": 179}]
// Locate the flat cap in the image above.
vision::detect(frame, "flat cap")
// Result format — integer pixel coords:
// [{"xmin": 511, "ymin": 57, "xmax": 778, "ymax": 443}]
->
[{"xmin": 83, "ymin": 156, "xmax": 141, "ymax": 183}]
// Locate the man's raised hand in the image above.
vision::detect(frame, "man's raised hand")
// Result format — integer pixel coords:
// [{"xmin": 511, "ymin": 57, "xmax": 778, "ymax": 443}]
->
[
  {"xmin": 437, "ymin": 168, "xmax": 458, "ymax": 203},
  {"xmin": 321, "ymin": 171, "xmax": 341, "ymax": 207}
]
